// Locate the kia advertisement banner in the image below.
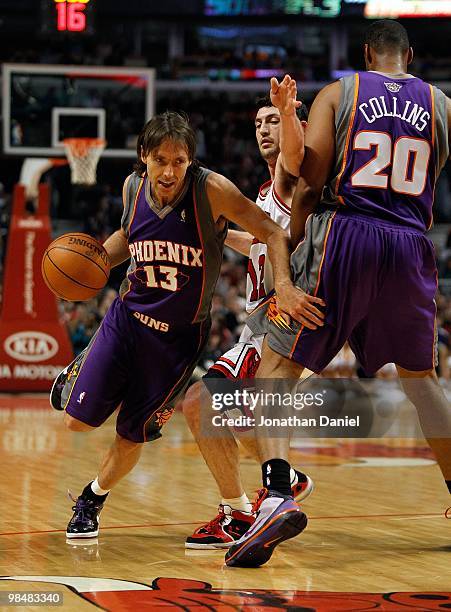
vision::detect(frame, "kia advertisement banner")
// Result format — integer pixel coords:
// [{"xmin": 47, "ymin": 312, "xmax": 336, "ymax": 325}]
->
[{"xmin": 0, "ymin": 184, "xmax": 73, "ymax": 391}]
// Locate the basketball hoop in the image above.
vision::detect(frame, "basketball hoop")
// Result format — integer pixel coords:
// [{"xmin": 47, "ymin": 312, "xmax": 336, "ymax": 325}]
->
[{"xmin": 63, "ymin": 138, "xmax": 106, "ymax": 185}]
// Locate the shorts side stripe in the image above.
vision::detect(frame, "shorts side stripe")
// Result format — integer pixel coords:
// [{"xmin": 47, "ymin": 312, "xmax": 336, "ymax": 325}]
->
[
  {"xmin": 141, "ymin": 320, "xmax": 208, "ymax": 441},
  {"xmin": 247, "ymin": 291, "xmax": 274, "ymax": 317},
  {"xmin": 432, "ymin": 267, "xmax": 439, "ymax": 369},
  {"xmin": 63, "ymin": 324, "xmax": 103, "ymax": 411},
  {"xmin": 289, "ymin": 212, "xmax": 336, "ymax": 360}
]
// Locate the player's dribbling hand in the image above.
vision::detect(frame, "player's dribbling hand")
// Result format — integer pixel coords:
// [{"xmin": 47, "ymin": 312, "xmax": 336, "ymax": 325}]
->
[
  {"xmin": 270, "ymin": 74, "xmax": 302, "ymax": 117},
  {"xmin": 276, "ymin": 284, "xmax": 325, "ymax": 330}
]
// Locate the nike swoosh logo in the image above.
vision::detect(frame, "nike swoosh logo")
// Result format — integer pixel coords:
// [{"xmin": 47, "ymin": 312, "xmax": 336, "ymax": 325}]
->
[{"xmin": 263, "ymin": 536, "xmax": 283, "ymax": 549}]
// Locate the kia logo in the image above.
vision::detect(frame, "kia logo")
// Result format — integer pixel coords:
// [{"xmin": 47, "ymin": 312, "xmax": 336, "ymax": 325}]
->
[{"xmin": 4, "ymin": 331, "xmax": 59, "ymax": 362}]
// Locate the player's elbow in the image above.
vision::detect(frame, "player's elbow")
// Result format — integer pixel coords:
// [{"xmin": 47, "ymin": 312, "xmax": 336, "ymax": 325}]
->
[{"xmin": 298, "ymin": 184, "xmax": 322, "ymax": 206}]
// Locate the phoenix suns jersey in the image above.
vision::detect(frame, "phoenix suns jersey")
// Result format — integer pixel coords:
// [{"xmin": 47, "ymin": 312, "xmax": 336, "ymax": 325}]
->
[
  {"xmin": 246, "ymin": 180, "xmax": 290, "ymax": 314},
  {"xmin": 322, "ymin": 71, "xmax": 449, "ymax": 231},
  {"xmin": 120, "ymin": 168, "xmax": 226, "ymax": 327}
]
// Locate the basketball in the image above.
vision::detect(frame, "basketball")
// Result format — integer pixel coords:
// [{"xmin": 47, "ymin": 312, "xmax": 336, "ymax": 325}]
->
[{"xmin": 42, "ymin": 233, "xmax": 110, "ymax": 301}]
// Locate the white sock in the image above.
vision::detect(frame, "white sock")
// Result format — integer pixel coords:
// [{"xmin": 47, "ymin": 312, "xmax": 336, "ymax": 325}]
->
[
  {"xmin": 290, "ymin": 467, "xmax": 297, "ymax": 485},
  {"xmin": 91, "ymin": 477, "xmax": 110, "ymax": 496},
  {"xmin": 221, "ymin": 493, "xmax": 252, "ymax": 513}
]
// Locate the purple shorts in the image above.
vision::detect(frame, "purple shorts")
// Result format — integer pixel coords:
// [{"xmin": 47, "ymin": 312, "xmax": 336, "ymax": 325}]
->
[
  {"xmin": 249, "ymin": 209, "xmax": 438, "ymax": 375},
  {"xmin": 64, "ymin": 298, "xmax": 209, "ymax": 442}
]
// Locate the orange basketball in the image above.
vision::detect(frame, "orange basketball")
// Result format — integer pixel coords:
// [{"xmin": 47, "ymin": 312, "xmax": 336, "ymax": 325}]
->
[{"xmin": 42, "ymin": 233, "xmax": 110, "ymax": 301}]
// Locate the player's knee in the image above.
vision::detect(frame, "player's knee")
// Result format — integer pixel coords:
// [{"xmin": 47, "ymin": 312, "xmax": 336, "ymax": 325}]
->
[
  {"xmin": 113, "ymin": 434, "xmax": 143, "ymax": 454},
  {"xmin": 182, "ymin": 381, "xmax": 203, "ymax": 424},
  {"xmin": 397, "ymin": 365, "xmax": 437, "ymax": 380},
  {"xmin": 64, "ymin": 413, "xmax": 95, "ymax": 432}
]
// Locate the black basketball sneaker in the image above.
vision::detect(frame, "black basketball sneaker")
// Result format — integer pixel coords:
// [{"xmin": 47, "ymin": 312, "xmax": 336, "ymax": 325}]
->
[
  {"xmin": 66, "ymin": 491, "xmax": 105, "ymax": 539},
  {"xmin": 49, "ymin": 354, "xmax": 80, "ymax": 411}
]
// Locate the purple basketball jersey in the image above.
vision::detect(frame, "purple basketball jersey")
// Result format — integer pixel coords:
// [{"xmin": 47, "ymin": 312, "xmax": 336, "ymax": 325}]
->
[
  {"xmin": 120, "ymin": 168, "xmax": 225, "ymax": 327},
  {"xmin": 333, "ymin": 72, "xmax": 448, "ymax": 232}
]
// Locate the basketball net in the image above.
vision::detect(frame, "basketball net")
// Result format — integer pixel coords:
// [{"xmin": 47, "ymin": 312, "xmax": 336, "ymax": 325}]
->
[{"xmin": 63, "ymin": 138, "xmax": 106, "ymax": 185}]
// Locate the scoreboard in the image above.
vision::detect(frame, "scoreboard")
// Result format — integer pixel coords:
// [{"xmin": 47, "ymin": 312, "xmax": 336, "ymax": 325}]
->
[
  {"xmin": 364, "ymin": 0, "xmax": 451, "ymax": 17},
  {"xmin": 41, "ymin": 0, "xmax": 95, "ymax": 34},
  {"xmin": 39, "ymin": 0, "xmax": 451, "ymax": 26},
  {"xmin": 204, "ymin": 0, "xmax": 451, "ymax": 15},
  {"xmin": 205, "ymin": 0, "xmax": 341, "ymax": 17}
]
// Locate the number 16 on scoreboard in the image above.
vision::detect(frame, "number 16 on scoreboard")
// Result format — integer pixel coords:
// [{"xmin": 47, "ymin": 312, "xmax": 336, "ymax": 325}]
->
[{"xmin": 53, "ymin": 0, "xmax": 92, "ymax": 33}]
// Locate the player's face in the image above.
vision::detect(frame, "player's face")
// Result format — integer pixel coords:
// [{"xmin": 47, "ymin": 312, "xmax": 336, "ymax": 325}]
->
[
  {"xmin": 255, "ymin": 106, "xmax": 281, "ymax": 163},
  {"xmin": 142, "ymin": 139, "xmax": 191, "ymax": 205}
]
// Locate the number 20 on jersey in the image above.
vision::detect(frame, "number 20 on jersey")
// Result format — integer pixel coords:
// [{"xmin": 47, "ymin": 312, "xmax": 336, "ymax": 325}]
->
[{"xmin": 351, "ymin": 131, "xmax": 431, "ymax": 196}]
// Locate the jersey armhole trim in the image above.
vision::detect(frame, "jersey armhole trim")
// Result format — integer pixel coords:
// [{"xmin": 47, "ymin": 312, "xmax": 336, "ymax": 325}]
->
[
  {"xmin": 191, "ymin": 183, "xmax": 206, "ymax": 324},
  {"xmin": 258, "ymin": 180, "xmax": 272, "ymax": 198},
  {"xmin": 429, "ymin": 84, "xmax": 436, "ymax": 147},
  {"xmin": 127, "ymin": 177, "xmax": 145, "ymax": 236},
  {"xmin": 335, "ymin": 73, "xmax": 360, "ymax": 197},
  {"xmin": 272, "ymin": 184, "xmax": 291, "ymax": 216}
]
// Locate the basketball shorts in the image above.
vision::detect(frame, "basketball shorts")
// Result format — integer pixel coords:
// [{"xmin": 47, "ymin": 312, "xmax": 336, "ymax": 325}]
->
[
  {"xmin": 247, "ymin": 209, "xmax": 438, "ymax": 375},
  {"xmin": 204, "ymin": 325, "xmax": 263, "ymax": 380},
  {"xmin": 63, "ymin": 297, "xmax": 210, "ymax": 442}
]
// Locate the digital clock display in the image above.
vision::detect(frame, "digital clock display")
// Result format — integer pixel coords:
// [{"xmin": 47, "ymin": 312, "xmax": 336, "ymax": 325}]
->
[{"xmin": 41, "ymin": 0, "xmax": 95, "ymax": 34}]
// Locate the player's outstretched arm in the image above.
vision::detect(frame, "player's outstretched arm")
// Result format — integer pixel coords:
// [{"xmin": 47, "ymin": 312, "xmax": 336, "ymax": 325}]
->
[
  {"xmin": 225, "ymin": 229, "xmax": 253, "ymax": 256},
  {"xmin": 290, "ymin": 81, "xmax": 339, "ymax": 248},
  {"xmin": 271, "ymin": 75, "xmax": 306, "ymax": 191},
  {"xmin": 207, "ymin": 173, "xmax": 325, "ymax": 329}
]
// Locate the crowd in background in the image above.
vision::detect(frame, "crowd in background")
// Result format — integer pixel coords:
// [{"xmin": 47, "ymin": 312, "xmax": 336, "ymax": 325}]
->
[
  {"xmin": 3, "ymin": 39, "xmax": 329, "ymax": 83},
  {"xmin": 1, "ymin": 24, "xmax": 451, "ymax": 379},
  {"xmin": 3, "ymin": 35, "xmax": 450, "ymax": 85},
  {"xmin": 5, "ymin": 180, "xmax": 446, "ymax": 380},
  {"xmin": 1, "ymin": 95, "xmax": 451, "ymax": 378}
]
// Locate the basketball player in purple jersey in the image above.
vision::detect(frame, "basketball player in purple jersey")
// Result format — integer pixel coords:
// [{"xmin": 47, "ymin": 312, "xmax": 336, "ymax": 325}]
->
[
  {"xmin": 226, "ymin": 20, "xmax": 451, "ymax": 567},
  {"xmin": 50, "ymin": 111, "xmax": 323, "ymax": 539},
  {"xmin": 183, "ymin": 77, "xmax": 314, "ymax": 550}
]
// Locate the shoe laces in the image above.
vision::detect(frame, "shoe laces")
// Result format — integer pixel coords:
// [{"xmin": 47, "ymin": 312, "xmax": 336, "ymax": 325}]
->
[
  {"xmin": 68, "ymin": 491, "xmax": 96, "ymax": 521},
  {"xmin": 252, "ymin": 488, "xmax": 269, "ymax": 514},
  {"xmin": 202, "ymin": 505, "xmax": 227, "ymax": 531}
]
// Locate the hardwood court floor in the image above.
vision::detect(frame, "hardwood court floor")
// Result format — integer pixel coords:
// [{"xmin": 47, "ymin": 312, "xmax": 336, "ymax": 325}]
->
[{"xmin": 0, "ymin": 394, "xmax": 450, "ymax": 611}]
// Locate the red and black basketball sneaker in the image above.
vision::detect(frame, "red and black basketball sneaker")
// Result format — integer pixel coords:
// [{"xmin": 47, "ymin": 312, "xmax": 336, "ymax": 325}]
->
[
  {"xmin": 185, "ymin": 505, "xmax": 255, "ymax": 549},
  {"xmin": 186, "ymin": 470, "xmax": 313, "ymax": 549},
  {"xmin": 292, "ymin": 470, "xmax": 314, "ymax": 502}
]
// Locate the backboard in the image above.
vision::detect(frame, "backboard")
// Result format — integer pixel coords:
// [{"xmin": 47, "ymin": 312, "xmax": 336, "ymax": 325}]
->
[{"xmin": 2, "ymin": 63, "xmax": 155, "ymax": 158}]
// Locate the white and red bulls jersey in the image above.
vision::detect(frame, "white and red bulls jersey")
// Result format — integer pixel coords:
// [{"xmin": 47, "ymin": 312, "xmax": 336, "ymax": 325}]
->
[{"xmin": 246, "ymin": 180, "xmax": 291, "ymax": 314}]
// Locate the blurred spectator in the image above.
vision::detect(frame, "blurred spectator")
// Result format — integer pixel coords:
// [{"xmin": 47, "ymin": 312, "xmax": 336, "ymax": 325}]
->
[{"xmin": 66, "ymin": 303, "xmax": 99, "ymax": 355}]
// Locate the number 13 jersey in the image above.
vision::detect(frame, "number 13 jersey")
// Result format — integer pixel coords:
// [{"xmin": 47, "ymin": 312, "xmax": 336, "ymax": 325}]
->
[
  {"xmin": 246, "ymin": 180, "xmax": 291, "ymax": 314},
  {"xmin": 323, "ymin": 71, "xmax": 449, "ymax": 232}
]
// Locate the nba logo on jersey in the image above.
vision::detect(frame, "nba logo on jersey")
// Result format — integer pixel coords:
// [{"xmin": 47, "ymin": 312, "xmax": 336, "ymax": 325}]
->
[
  {"xmin": 77, "ymin": 391, "xmax": 86, "ymax": 404},
  {"xmin": 384, "ymin": 82, "xmax": 403, "ymax": 93}
]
